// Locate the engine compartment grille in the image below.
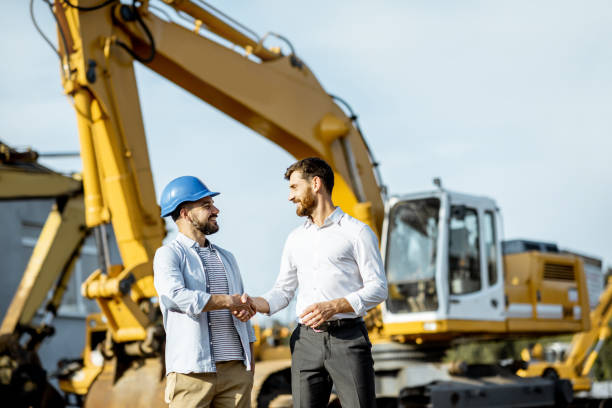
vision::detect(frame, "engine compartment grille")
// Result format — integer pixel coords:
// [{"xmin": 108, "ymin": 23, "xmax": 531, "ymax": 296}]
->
[{"xmin": 543, "ymin": 263, "xmax": 575, "ymax": 281}]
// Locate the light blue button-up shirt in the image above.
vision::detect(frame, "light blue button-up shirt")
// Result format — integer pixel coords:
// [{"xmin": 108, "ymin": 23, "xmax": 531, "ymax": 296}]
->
[{"xmin": 153, "ymin": 233, "xmax": 256, "ymax": 374}]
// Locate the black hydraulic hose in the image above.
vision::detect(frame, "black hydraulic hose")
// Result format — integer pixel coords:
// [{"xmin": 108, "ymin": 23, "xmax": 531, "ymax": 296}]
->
[
  {"xmin": 115, "ymin": 3, "xmax": 156, "ymax": 63},
  {"xmin": 30, "ymin": 0, "xmax": 60, "ymax": 59},
  {"xmin": 62, "ymin": 0, "xmax": 116, "ymax": 12},
  {"xmin": 61, "ymin": 0, "xmax": 155, "ymax": 64}
]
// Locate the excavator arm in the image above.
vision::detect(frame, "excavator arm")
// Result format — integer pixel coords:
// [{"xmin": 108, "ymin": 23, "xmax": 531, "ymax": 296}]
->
[
  {"xmin": 521, "ymin": 275, "xmax": 612, "ymax": 391},
  {"xmin": 42, "ymin": 0, "xmax": 384, "ymax": 402},
  {"xmin": 0, "ymin": 141, "xmax": 82, "ymax": 199},
  {"xmin": 0, "ymin": 141, "xmax": 87, "ymax": 408},
  {"xmin": 0, "ymin": 141, "xmax": 86, "ymax": 334},
  {"xmin": 54, "ymin": 0, "xmax": 383, "ymax": 345}
]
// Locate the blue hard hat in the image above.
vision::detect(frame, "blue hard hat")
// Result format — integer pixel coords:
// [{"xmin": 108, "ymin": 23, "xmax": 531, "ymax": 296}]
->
[{"xmin": 159, "ymin": 176, "xmax": 220, "ymax": 217}]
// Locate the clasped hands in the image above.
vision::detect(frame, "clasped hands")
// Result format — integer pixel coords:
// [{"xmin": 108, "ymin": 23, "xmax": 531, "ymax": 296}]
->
[
  {"xmin": 230, "ymin": 294, "xmax": 343, "ymax": 328},
  {"xmin": 228, "ymin": 293, "xmax": 257, "ymax": 322}
]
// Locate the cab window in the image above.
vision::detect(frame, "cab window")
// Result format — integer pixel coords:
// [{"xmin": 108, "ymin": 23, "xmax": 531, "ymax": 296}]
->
[
  {"xmin": 449, "ymin": 206, "xmax": 481, "ymax": 295},
  {"xmin": 483, "ymin": 211, "xmax": 498, "ymax": 286}
]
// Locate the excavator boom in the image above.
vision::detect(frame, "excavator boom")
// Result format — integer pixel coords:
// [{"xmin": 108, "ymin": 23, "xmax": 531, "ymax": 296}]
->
[{"xmin": 37, "ymin": 0, "xmax": 384, "ymax": 404}]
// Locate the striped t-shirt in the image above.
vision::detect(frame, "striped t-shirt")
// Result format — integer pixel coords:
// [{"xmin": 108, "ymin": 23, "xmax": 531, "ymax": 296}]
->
[{"xmin": 197, "ymin": 244, "xmax": 244, "ymax": 363}]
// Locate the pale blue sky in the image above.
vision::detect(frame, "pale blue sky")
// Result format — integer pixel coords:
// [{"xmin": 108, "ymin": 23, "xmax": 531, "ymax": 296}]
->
[{"xmin": 2, "ymin": 1, "xmax": 611, "ymax": 323}]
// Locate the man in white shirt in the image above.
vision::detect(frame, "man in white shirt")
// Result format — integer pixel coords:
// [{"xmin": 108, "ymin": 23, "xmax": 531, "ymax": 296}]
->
[{"xmin": 251, "ymin": 158, "xmax": 388, "ymax": 407}]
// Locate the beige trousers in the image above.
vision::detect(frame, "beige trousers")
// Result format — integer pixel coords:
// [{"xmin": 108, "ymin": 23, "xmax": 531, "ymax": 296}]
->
[{"xmin": 165, "ymin": 361, "xmax": 253, "ymax": 408}]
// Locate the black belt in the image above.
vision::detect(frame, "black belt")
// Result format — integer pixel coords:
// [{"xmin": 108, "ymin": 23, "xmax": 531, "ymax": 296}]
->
[{"xmin": 301, "ymin": 317, "xmax": 363, "ymax": 332}]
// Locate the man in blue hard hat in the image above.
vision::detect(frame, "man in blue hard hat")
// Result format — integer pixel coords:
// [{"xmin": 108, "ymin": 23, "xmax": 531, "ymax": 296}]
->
[{"xmin": 153, "ymin": 176, "xmax": 257, "ymax": 408}]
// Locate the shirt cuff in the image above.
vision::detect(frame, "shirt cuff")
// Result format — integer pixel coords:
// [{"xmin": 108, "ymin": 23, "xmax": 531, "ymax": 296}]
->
[
  {"xmin": 193, "ymin": 292, "xmax": 211, "ymax": 317},
  {"xmin": 344, "ymin": 293, "xmax": 365, "ymax": 316},
  {"xmin": 261, "ymin": 293, "xmax": 282, "ymax": 316}
]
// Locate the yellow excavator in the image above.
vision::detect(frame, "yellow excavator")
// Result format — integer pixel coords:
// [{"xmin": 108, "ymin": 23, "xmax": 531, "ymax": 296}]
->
[
  {"xmin": 0, "ymin": 140, "xmax": 86, "ymax": 407},
  {"xmin": 2, "ymin": 0, "xmax": 610, "ymax": 406}
]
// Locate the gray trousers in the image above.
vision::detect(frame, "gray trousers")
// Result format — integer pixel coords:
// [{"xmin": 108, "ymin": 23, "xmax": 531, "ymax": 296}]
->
[{"xmin": 290, "ymin": 321, "xmax": 376, "ymax": 408}]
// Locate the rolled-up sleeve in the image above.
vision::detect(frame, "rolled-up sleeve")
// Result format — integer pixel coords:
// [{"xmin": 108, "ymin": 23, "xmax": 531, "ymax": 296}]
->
[
  {"xmin": 344, "ymin": 225, "xmax": 388, "ymax": 315},
  {"xmin": 262, "ymin": 238, "xmax": 298, "ymax": 315},
  {"xmin": 153, "ymin": 246, "xmax": 210, "ymax": 318}
]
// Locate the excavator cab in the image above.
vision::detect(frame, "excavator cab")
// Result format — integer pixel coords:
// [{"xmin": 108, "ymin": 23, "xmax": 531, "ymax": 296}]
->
[
  {"xmin": 380, "ymin": 190, "xmax": 506, "ymax": 342},
  {"xmin": 379, "ymin": 189, "xmax": 590, "ymax": 344}
]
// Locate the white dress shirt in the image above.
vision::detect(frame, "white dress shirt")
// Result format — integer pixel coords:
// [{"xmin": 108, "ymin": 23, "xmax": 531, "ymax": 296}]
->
[{"xmin": 263, "ymin": 207, "xmax": 388, "ymax": 321}]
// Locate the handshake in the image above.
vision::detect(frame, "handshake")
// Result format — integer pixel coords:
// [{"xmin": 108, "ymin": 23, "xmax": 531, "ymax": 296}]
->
[
  {"xmin": 226, "ymin": 293, "xmax": 263, "ymax": 322},
  {"xmin": 224, "ymin": 294, "xmax": 346, "ymax": 329}
]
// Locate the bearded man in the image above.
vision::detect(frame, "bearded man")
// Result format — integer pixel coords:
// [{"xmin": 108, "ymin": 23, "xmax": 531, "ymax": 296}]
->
[
  {"xmin": 250, "ymin": 158, "xmax": 388, "ymax": 407},
  {"xmin": 153, "ymin": 176, "xmax": 256, "ymax": 408}
]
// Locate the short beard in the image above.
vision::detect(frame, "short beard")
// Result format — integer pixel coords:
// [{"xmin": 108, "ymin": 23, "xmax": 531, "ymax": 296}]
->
[
  {"xmin": 296, "ymin": 190, "xmax": 316, "ymax": 217},
  {"xmin": 189, "ymin": 215, "xmax": 219, "ymax": 235}
]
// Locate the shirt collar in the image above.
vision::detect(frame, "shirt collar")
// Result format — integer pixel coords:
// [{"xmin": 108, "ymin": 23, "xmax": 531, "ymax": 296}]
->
[
  {"xmin": 304, "ymin": 207, "xmax": 344, "ymax": 229},
  {"xmin": 176, "ymin": 232, "xmax": 215, "ymax": 250}
]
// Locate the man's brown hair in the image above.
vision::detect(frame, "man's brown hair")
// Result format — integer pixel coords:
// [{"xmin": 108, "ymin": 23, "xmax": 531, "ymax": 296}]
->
[{"xmin": 285, "ymin": 157, "xmax": 334, "ymax": 194}]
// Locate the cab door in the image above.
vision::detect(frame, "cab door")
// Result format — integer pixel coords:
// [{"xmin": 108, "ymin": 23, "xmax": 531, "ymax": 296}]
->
[{"xmin": 446, "ymin": 197, "xmax": 504, "ymax": 321}]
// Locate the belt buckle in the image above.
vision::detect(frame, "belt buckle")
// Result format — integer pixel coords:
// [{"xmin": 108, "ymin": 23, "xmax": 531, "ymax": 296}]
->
[{"xmin": 313, "ymin": 321, "xmax": 330, "ymax": 332}]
